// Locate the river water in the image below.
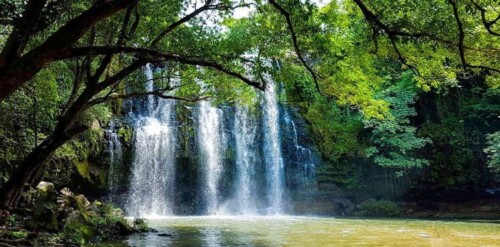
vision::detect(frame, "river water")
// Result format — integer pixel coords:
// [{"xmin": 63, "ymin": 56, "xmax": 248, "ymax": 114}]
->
[{"xmin": 104, "ymin": 216, "xmax": 500, "ymax": 246}]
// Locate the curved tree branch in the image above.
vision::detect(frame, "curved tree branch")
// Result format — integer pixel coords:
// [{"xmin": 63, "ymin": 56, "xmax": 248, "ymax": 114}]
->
[
  {"xmin": 58, "ymin": 47, "xmax": 263, "ymax": 96},
  {"xmin": 389, "ymin": 37, "xmax": 420, "ymax": 76},
  {"xmin": 353, "ymin": 0, "xmax": 500, "ymax": 76},
  {"xmin": 471, "ymin": 0, "xmax": 500, "ymax": 37},
  {"xmin": 162, "ymin": 55, "xmax": 265, "ymax": 90},
  {"xmin": 64, "ymin": 46, "xmax": 264, "ymax": 90},
  {"xmin": 88, "ymin": 90, "xmax": 208, "ymax": 107},
  {"xmin": 353, "ymin": 0, "xmax": 420, "ymax": 75},
  {"xmin": 449, "ymin": 0, "xmax": 467, "ymax": 72},
  {"xmin": 0, "ymin": 0, "xmax": 139, "ymax": 103},
  {"xmin": 268, "ymin": 0, "xmax": 322, "ymax": 95},
  {"xmin": 150, "ymin": 0, "xmax": 214, "ymax": 47}
]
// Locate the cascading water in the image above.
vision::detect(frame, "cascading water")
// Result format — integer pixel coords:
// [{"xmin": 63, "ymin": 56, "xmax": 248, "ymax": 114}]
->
[
  {"xmin": 126, "ymin": 64, "xmax": 177, "ymax": 217},
  {"xmin": 261, "ymin": 79, "xmax": 285, "ymax": 214},
  {"xmin": 106, "ymin": 120, "xmax": 123, "ymax": 190},
  {"xmin": 116, "ymin": 65, "xmax": 319, "ymax": 216},
  {"xmin": 197, "ymin": 99, "xmax": 225, "ymax": 215},
  {"xmin": 284, "ymin": 108, "xmax": 315, "ymax": 179},
  {"xmin": 233, "ymin": 107, "xmax": 258, "ymax": 215}
]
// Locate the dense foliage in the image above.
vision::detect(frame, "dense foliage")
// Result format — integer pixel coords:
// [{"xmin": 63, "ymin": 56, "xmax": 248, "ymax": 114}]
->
[
  {"xmin": 0, "ymin": 0, "xmax": 499, "ymax": 243},
  {"xmin": 485, "ymin": 132, "xmax": 500, "ymax": 172},
  {"xmin": 364, "ymin": 72, "xmax": 431, "ymax": 169},
  {"xmin": 1, "ymin": 185, "xmax": 146, "ymax": 246}
]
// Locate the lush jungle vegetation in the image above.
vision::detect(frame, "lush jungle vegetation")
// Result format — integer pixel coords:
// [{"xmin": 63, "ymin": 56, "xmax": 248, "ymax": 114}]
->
[{"xmin": 0, "ymin": 0, "xmax": 499, "ymax": 246}]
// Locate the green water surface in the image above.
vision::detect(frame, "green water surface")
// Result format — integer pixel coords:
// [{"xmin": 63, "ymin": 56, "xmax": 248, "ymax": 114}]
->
[{"xmin": 108, "ymin": 216, "xmax": 500, "ymax": 247}]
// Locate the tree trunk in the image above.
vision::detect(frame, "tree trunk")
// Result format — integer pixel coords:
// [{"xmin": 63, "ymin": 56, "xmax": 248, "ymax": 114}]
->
[
  {"xmin": 0, "ymin": 90, "xmax": 92, "ymax": 208},
  {"xmin": 0, "ymin": 148, "xmax": 55, "ymax": 208},
  {"xmin": 0, "ymin": 0, "xmax": 140, "ymax": 206},
  {"xmin": 0, "ymin": 121, "xmax": 88, "ymax": 208}
]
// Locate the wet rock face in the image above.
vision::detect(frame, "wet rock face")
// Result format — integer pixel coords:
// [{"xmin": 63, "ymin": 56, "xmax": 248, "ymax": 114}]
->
[
  {"xmin": 291, "ymin": 191, "xmax": 355, "ymax": 216},
  {"xmin": 103, "ymin": 74, "xmax": 324, "ymax": 215},
  {"xmin": 103, "ymin": 103, "xmax": 325, "ymax": 215}
]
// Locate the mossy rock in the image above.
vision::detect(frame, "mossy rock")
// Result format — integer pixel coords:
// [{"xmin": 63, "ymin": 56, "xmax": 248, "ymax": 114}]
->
[
  {"xmin": 117, "ymin": 126, "xmax": 133, "ymax": 144},
  {"xmin": 75, "ymin": 160, "xmax": 103, "ymax": 186},
  {"xmin": 63, "ymin": 219, "xmax": 96, "ymax": 245},
  {"xmin": 36, "ymin": 181, "xmax": 55, "ymax": 195},
  {"xmin": 62, "ymin": 197, "xmax": 141, "ymax": 245},
  {"xmin": 76, "ymin": 161, "xmax": 90, "ymax": 180},
  {"xmin": 29, "ymin": 185, "xmax": 59, "ymax": 231}
]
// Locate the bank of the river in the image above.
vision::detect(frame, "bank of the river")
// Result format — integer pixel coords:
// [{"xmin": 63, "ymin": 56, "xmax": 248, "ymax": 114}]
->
[
  {"xmin": 401, "ymin": 199, "xmax": 500, "ymax": 220},
  {"xmin": 103, "ymin": 216, "xmax": 500, "ymax": 247}
]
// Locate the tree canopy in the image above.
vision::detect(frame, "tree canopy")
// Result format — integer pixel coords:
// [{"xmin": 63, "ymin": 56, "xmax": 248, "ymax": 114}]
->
[{"xmin": 0, "ymin": 0, "xmax": 499, "ymax": 208}]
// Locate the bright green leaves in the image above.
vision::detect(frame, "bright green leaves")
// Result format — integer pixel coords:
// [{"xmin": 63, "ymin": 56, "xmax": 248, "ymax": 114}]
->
[
  {"xmin": 292, "ymin": 1, "xmax": 391, "ymax": 119},
  {"xmin": 321, "ymin": 69, "xmax": 389, "ymax": 120},
  {"xmin": 485, "ymin": 75, "xmax": 500, "ymax": 88},
  {"xmin": 305, "ymin": 99, "xmax": 365, "ymax": 162},
  {"xmin": 485, "ymin": 131, "xmax": 500, "ymax": 172},
  {"xmin": 278, "ymin": 63, "xmax": 319, "ymax": 103},
  {"xmin": 351, "ymin": 0, "xmax": 500, "ymax": 91},
  {"xmin": 364, "ymin": 72, "xmax": 431, "ymax": 168}
]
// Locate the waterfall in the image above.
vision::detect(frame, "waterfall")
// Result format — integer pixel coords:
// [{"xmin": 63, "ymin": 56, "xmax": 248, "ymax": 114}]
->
[
  {"xmin": 120, "ymin": 65, "xmax": 319, "ymax": 216},
  {"xmin": 284, "ymin": 108, "xmax": 315, "ymax": 179},
  {"xmin": 106, "ymin": 120, "xmax": 123, "ymax": 190},
  {"xmin": 197, "ymin": 100, "xmax": 225, "ymax": 215},
  {"xmin": 233, "ymin": 107, "xmax": 258, "ymax": 215},
  {"xmin": 126, "ymin": 64, "xmax": 177, "ymax": 217},
  {"xmin": 262, "ymin": 79, "xmax": 285, "ymax": 214}
]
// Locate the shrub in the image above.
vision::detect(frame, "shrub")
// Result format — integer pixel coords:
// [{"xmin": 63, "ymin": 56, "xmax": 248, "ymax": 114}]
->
[
  {"xmin": 62, "ymin": 201, "xmax": 137, "ymax": 245},
  {"xmin": 357, "ymin": 199, "xmax": 402, "ymax": 217},
  {"xmin": 0, "ymin": 230, "xmax": 28, "ymax": 239},
  {"xmin": 132, "ymin": 218, "xmax": 149, "ymax": 232}
]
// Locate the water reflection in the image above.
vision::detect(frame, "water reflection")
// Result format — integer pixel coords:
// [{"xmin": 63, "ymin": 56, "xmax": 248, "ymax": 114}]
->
[
  {"xmin": 106, "ymin": 217, "xmax": 500, "ymax": 247},
  {"xmin": 202, "ymin": 228, "xmax": 220, "ymax": 247},
  {"xmin": 117, "ymin": 217, "xmax": 278, "ymax": 247}
]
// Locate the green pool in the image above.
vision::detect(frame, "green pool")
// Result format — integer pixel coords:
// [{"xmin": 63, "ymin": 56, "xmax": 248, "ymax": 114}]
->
[{"xmin": 106, "ymin": 216, "xmax": 500, "ymax": 246}]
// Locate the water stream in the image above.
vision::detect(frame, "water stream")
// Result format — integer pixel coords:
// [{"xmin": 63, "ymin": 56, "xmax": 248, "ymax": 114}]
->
[
  {"xmin": 104, "ymin": 217, "xmax": 500, "ymax": 247},
  {"xmin": 232, "ymin": 107, "xmax": 258, "ymax": 215},
  {"xmin": 197, "ymin": 100, "xmax": 225, "ymax": 215},
  {"xmin": 261, "ymin": 80, "xmax": 285, "ymax": 214},
  {"xmin": 126, "ymin": 64, "xmax": 177, "ymax": 217},
  {"xmin": 117, "ymin": 64, "xmax": 317, "ymax": 217}
]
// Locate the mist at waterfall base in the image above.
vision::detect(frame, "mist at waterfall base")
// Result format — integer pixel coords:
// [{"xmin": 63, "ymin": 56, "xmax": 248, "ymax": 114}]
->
[{"xmin": 106, "ymin": 65, "xmax": 319, "ymax": 217}]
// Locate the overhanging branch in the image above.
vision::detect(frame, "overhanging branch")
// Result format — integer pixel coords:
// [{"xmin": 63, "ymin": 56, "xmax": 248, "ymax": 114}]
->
[
  {"xmin": 449, "ymin": 0, "xmax": 467, "ymax": 72},
  {"xmin": 61, "ymin": 46, "xmax": 263, "ymax": 90},
  {"xmin": 162, "ymin": 55, "xmax": 265, "ymax": 90},
  {"xmin": 268, "ymin": 0, "xmax": 322, "ymax": 95},
  {"xmin": 88, "ymin": 90, "xmax": 208, "ymax": 107},
  {"xmin": 150, "ymin": 0, "xmax": 214, "ymax": 47},
  {"xmin": 471, "ymin": 0, "xmax": 500, "ymax": 37},
  {"xmin": 353, "ymin": 0, "xmax": 500, "ymax": 76}
]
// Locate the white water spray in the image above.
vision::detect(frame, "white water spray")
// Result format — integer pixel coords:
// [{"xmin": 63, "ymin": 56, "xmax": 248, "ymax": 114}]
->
[
  {"xmin": 197, "ymin": 99, "xmax": 225, "ymax": 215},
  {"xmin": 126, "ymin": 64, "xmax": 177, "ymax": 217},
  {"xmin": 233, "ymin": 107, "xmax": 258, "ymax": 215},
  {"xmin": 262, "ymin": 79, "xmax": 285, "ymax": 214}
]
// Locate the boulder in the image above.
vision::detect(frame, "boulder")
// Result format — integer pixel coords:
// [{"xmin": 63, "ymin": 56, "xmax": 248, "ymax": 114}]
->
[
  {"xmin": 91, "ymin": 119, "xmax": 101, "ymax": 130},
  {"xmin": 36, "ymin": 181, "xmax": 54, "ymax": 194}
]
